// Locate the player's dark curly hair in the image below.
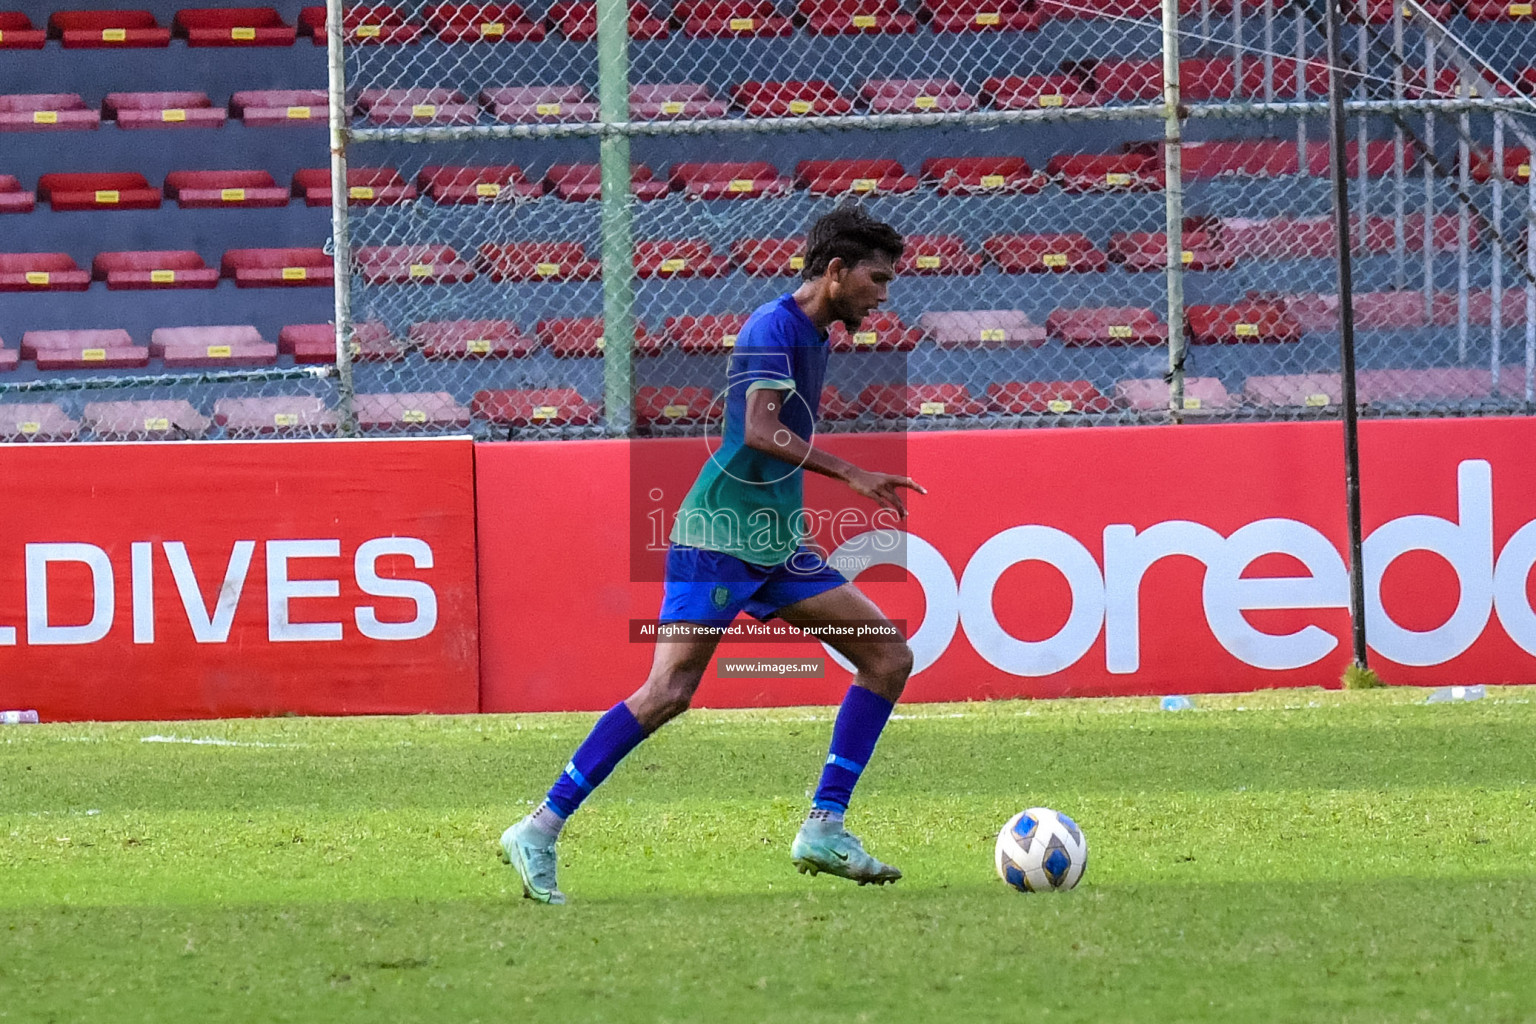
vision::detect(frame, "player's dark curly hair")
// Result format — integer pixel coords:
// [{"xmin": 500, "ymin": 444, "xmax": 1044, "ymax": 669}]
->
[{"xmin": 800, "ymin": 206, "xmax": 904, "ymax": 281}]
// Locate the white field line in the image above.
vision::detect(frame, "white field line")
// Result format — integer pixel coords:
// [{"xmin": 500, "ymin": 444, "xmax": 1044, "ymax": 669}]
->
[{"xmin": 139, "ymin": 735, "xmax": 298, "ymax": 748}]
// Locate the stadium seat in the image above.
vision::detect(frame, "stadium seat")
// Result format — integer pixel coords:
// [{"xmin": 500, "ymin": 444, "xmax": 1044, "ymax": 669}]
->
[
  {"xmin": 354, "ymin": 392, "xmax": 473, "ymax": 431},
  {"xmin": 358, "ymin": 88, "xmax": 480, "ymax": 126},
  {"xmin": 409, "ymin": 318, "xmax": 539, "ymax": 357},
  {"xmin": 0, "ymin": 12, "xmax": 47, "ymax": 48},
  {"xmin": 1039, "ymin": 0, "xmax": 1206, "ymax": 18},
  {"xmin": 423, "ymin": 2, "xmax": 545, "ymax": 40},
  {"xmin": 731, "ymin": 236, "xmax": 805, "ymax": 277},
  {"xmin": 732, "ymin": 80, "xmax": 854, "ymax": 117},
  {"xmin": 1265, "ymin": 290, "xmax": 1429, "ymax": 331},
  {"xmin": 477, "ymin": 241, "xmax": 601, "ymax": 281},
  {"xmin": 1186, "ymin": 301, "xmax": 1303, "ymax": 344},
  {"xmin": 481, "ymin": 85, "xmax": 599, "ymax": 124},
  {"xmin": 798, "ymin": 0, "xmax": 918, "ymax": 34},
  {"xmin": 104, "ymin": 92, "xmax": 227, "ymax": 129},
  {"xmin": 1401, "ymin": 66, "xmax": 1511, "ymax": 99},
  {"xmin": 279, "ymin": 321, "xmax": 402, "ymax": 361},
  {"xmin": 38, "ymin": 172, "xmax": 160, "ymax": 211},
  {"xmin": 676, "ymin": 0, "xmax": 794, "ymax": 37},
  {"xmin": 92, "ymin": 250, "xmax": 219, "ymax": 290},
  {"xmin": 174, "ymin": 7, "xmax": 296, "ymax": 45},
  {"xmin": 922, "ymin": 156, "xmax": 1047, "ymax": 194},
  {"xmin": 1244, "ymin": 56, "xmax": 1330, "ymax": 98},
  {"xmin": 796, "ymin": 158, "xmax": 919, "ymax": 196},
  {"xmin": 1429, "ymin": 288, "xmax": 1530, "ymax": 328},
  {"xmin": 861, "ymin": 79, "xmax": 977, "ymax": 113},
  {"xmin": 986, "ymin": 380, "xmax": 1111, "ymax": 414},
  {"xmin": 1242, "ymin": 373, "xmax": 1343, "ymax": 409},
  {"xmin": 630, "ymin": 84, "xmax": 729, "ymax": 120},
  {"xmin": 980, "ymin": 74, "xmax": 1092, "ymax": 110},
  {"xmin": 165, "ymin": 170, "xmax": 290, "ymax": 208},
  {"xmin": 83, "ymin": 400, "xmax": 211, "ymax": 440},
  {"xmin": 550, "ymin": 0, "xmax": 669, "ymax": 40},
  {"xmin": 230, "ymin": 89, "xmax": 328, "ymax": 126},
  {"xmin": 1304, "ymin": 140, "xmax": 1412, "ymax": 177},
  {"xmin": 537, "ymin": 316, "xmax": 656, "ymax": 357},
  {"xmin": 149, "ymin": 324, "xmax": 278, "ymax": 368},
  {"xmin": 214, "ymin": 395, "xmax": 337, "ymax": 436},
  {"xmin": 1216, "ymin": 215, "xmax": 1333, "ymax": 260},
  {"xmin": 292, "ymin": 167, "xmax": 417, "ymax": 206},
  {"xmin": 920, "ymin": 0, "xmax": 1039, "ymax": 33},
  {"xmin": 472, "ymin": 387, "xmax": 601, "ymax": 426},
  {"xmin": 546, "ymin": 163, "xmax": 669, "ymax": 201},
  {"xmin": 635, "ymin": 387, "xmax": 718, "ymax": 428},
  {"xmin": 353, "ymin": 245, "xmax": 476, "ymax": 285},
  {"xmin": 0, "ymin": 342, "xmax": 13, "ymax": 373},
  {"xmin": 1356, "ymin": 368, "xmax": 1495, "ymax": 403},
  {"xmin": 1047, "ymin": 152, "xmax": 1163, "ymax": 192},
  {"xmin": 634, "ymin": 239, "xmax": 733, "ymax": 278},
  {"xmin": 669, "ymin": 161, "xmax": 793, "ymax": 200},
  {"xmin": 1126, "ymin": 138, "xmax": 1299, "ymax": 178},
  {"xmin": 1046, "ymin": 306, "xmax": 1165, "ymax": 345},
  {"xmin": 298, "ymin": 5, "xmax": 424, "ymax": 44},
  {"xmin": 419, "ymin": 165, "xmax": 544, "ymax": 203},
  {"xmin": 0, "ymin": 403, "xmax": 81, "ymax": 442},
  {"xmin": 1108, "ymin": 230, "xmax": 1236, "ymax": 272},
  {"xmin": 0, "ymin": 176, "xmax": 34, "ymax": 213},
  {"xmin": 917, "ymin": 309, "xmax": 1045, "ymax": 347},
  {"xmin": 984, "ymin": 233, "xmax": 1107, "ymax": 273},
  {"xmin": 49, "ymin": 9, "xmax": 170, "ymax": 47},
  {"xmin": 828, "ymin": 312, "xmax": 921, "ymax": 352},
  {"xmin": 862, "ymin": 383, "xmax": 987, "ymax": 418},
  {"xmin": 0, "ymin": 253, "xmax": 90, "ymax": 291},
  {"xmin": 221, "ymin": 248, "xmax": 333, "ymax": 287},
  {"xmin": 1092, "ymin": 58, "xmax": 1236, "ymax": 102},
  {"xmin": 1471, "ymin": 146, "xmax": 1532, "ymax": 184},
  {"xmin": 22, "ymin": 328, "xmax": 149, "ymax": 370},
  {"xmin": 1354, "ymin": 0, "xmax": 1449, "ymax": 20},
  {"xmin": 1464, "ymin": 0, "xmax": 1535, "ymax": 18},
  {"xmin": 896, "ymin": 235, "xmax": 984, "ymax": 275},
  {"xmin": 819, "ymin": 384, "xmax": 861, "ymax": 421},
  {"xmin": 0, "ymin": 94, "xmax": 100, "ymax": 132},
  {"xmin": 664, "ymin": 313, "xmax": 750, "ymax": 354},
  {"xmin": 1115, "ymin": 376, "xmax": 1233, "ymax": 413}
]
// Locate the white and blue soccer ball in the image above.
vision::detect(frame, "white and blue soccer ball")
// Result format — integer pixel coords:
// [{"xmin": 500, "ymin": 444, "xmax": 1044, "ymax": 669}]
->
[{"xmin": 995, "ymin": 808, "xmax": 1088, "ymax": 892}]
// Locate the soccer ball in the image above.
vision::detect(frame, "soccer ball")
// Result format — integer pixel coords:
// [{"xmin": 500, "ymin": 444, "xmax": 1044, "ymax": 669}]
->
[{"xmin": 995, "ymin": 808, "xmax": 1087, "ymax": 892}]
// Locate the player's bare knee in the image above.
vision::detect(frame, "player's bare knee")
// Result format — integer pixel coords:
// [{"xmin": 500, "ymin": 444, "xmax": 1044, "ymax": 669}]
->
[
  {"xmin": 853, "ymin": 642, "xmax": 913, "ymax": 700},
  {"xmin": 642, "ymin": 668, "xmax": 702, "ymax": 722}
]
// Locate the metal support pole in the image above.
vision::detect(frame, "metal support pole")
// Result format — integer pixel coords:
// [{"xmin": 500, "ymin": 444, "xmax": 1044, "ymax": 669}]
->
[
  {"xmin": 324, "ymin": 0, "xmax": 357, "ymax": 435},
  {"xmin": 597, "ymin": 0, "xmax": 636, "ymax": 435},
  {"xmin": 1294, "ymin": 9, "xmax": 1307, "ymax": 185},
  {"xmin": 1391, "ymin": 0, "xmax": 1406, "ymax": 289},
  {"xmin": 1163, "ymin": 0, "xmax": 1188, "ymax": 421},
  {"xmin": 1527, "ymin": 170, "xmax": 1535, "ymax": 402},
  {"xmin": 1492, "ymin": 113, "xmax": 1505, "ymax": 389},
  {"xmin": 1262, "ymin": 0, "xmax": 1275, "ymax": 103},
  {"xmin": 1457, "ymin": 92, "xmax": 1471, "ymax": 363},
  {"xmin": 1326, "ymin": 0, "xmax": 1371, "ymax": 673},
  {"xmin": 1421, "ymin": 36, "xmax": 1436, "ymax": 319}
]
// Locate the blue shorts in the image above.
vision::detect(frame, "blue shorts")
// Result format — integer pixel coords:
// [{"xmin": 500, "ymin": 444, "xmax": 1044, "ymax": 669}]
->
[{"xmin": 658, "ymin": 544, "xmax": 848, "ymax": 629}]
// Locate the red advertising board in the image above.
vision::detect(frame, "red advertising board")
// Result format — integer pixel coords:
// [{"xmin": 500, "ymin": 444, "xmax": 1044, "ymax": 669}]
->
[
  {"xmin": 0, "ymin": 439, "xmax": 479, "ymax": 721},
  {"xmin": 478, "ymin": 417, "xmax": 1536, "ymax": 712}
]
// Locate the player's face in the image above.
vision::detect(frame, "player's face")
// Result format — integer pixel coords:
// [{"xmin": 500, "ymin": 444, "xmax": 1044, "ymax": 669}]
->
[{"xmin": 828, "ymin": 255, "xmax": 895, "ymax": 331}]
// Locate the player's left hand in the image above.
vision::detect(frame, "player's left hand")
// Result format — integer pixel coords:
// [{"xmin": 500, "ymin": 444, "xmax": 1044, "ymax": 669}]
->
[{"xmin": 846, "ymin": 469, "xmax": 927, "ymax": 519}]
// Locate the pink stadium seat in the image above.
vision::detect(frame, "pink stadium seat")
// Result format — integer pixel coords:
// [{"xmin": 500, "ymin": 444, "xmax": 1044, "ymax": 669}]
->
[
  {"xmin": 1126, "ymin": 138, "xmax": 1300, "ymax": 178},
  {"xmin": 354, "ymin": 245, "xmax": 476, "ymax": 285},
  {"xmin": 986, "ymin": 380, "xmax": 1111, "ymax": 415},
  {"xmin": 922, "ymin": 156, "xmax": 1047, "ymax": 195},
  {"xmin": 0, "ymin": 342, "xmax": 14, "ymax": 373},
  {"xmin": 221, "ymin": 248, "xmax": 333, "ymax": 287},
  {"xmin": 862, "ymin": 383, "xmax": 987, "ymax": 418},
  {"xmin": 292, "ymin": 167, "xmax": 417, "ymax": 206},
  {"xmin": 664, "ymin": 313, "xmax": 751, "ymax": 354},
  {"xmin": 1356, "ymin": 368, "xmax": 1495, "ymax": 403},
  {"xmin": 1047, "ymin": 306, "xmax": 1165, "ymax": 345},
  {"xmin": 896, "ymin": 235, "xmax": 984, "ymax": 275},
  {"xmin": 550, "ymin": 0, "xmax": 668, "ymax": 40},
  {"xmin": 92, "ymin": 250, "xmax": 219, "ymax": 290},
  {"xmin": 677, "ymin": 0, "xmax": 794, "ymax": 36},
  {"xmin": 861, "ymin": 79, "xmax": 977, "ymax": 113},
  {"xmin": 546, "ymin": 163, "xmax": 668, "ymax": 201},
  {"xmin": 424, "ymin": 2, "xmax": 545, "ymax": 41},
  {"xmin": 473, "ymin": 388, "xmax": 600, "ymax": 426},
  {"xmin": 1092, "ymin": 58, "xmax": 1236, "ymax": 101},
  {"xmin": 1429, "ymin": 288, "xmax": 1531, "ymax": 328},
  {"xmin": 354, "ymin": 393, "xmax": 472, "ymax": 431},
  {"xmin": 481, "ymin": 85, "xmax": 599, "ymax": 124},
  {"xmin": 798, "ymin": 0, "xmax": 918, "ymax": 34},
  {"xmin": 38, "ymin": 172, "xmax": 160, "ymax": 211},
  {"xmin": 1115, "ymin": 376, "xmax": 1233, "ymax": 413},
  {"xmin": 478, "ymin": 241, "xmax": 600, "ymax": 282},
  {"xmin": 298, "ymin": 4, "xmax": 424, "ymax": 44},
  {"xmin": 819, "ymin": 384, "xmax": 862, "ymax": 421},
  {"xmin": 917, "ymin": 309, "xmax": 1045, "ymax": 347},
  {"xmin": 537, "ymin": 317, "xmax": 655, "ymax": 358},
  {"xmin": 0, "ymin": 403, "xmax": 82, "ymax": 442},
  {"xmin": 104, "ymin": 92, "xmax": 227, "ymax": 129},
  {"xmin": 630, "ymin": 84, "xmax": 729, "ymax": 120},
  {"xmin": 1242, "ymin": 373, "xmax": 1342, "ymax": 409},
  {"xmin": 731, "ymin": 236, "xmax": 805, "ymax": 277},
  {"xmin": 410, "ymin": 319, "xmax": 539, "ymax": 358},
  {"xmin": 420, "ymin": 165, "xmax": 544, "ymax": 203},
  {"xmin": 828, "ymin": 312, "xmax": 922, "ymax": 352},
  {"xmin": 670, "ymin": 161, "xmax": 793, "ymax": 200},
  {"xmin": 1047, "ymin": 152, "xmax": 1163, "ymax": 192},
  {"xmin": 1216, "ymin": 215, "xmax": 1334, "ymax": 260},
  {"xmin": 920, "ymin": 0, "xmax": 1039, "ymax": 33},
  {"xmin": 1266, "ymin": 290, "xmax": 1429, "ymax": 332},
  {"xmin": 1108, "ymin": 230, "xmax": 1236, "ymax": 272},
  {"xmin": 230, "ymin": 89, "xmax": 328, "ymax": 126},
  {"xmin": 278, "ymin": 321, "xmax": 401, "ymax": 362},
  {"xmin": 796, "ymin": 158, "xmax": 919, "ymax": 196},
  {"xmin": 22, "ymin": 328, "xmax": 150, "ymax": 370},
  {"xmin": 173, "ymin": 7, "xmax": 295, "ymax": 45},
  {"xmin": 984, "ymin": 233, "xmax": 1107, "ymax": 274},
  {"xmin": 0, "ymin": 176, "xmax": 36, "ymax": 213},
  {"xmin": 0, "ymin": 94, "xmax": 100, "ymax": 132},
  {"xmin": 0, "ymin": 11, "xmax": 47, "ymax": 48},
  {"xmin": 0, "ymin": 254, "xmax": 90, "ymax": 291},
  {"xmin": 1186, "ymin": 301, "xmax": 1304, "ymax": 344},
  {"xmin": 83, "ymin": 400, "xmax": 210, "ymax": 440},
  {"xmin": 149, "ymin": 325, "xmax": 278, "ymax": 368},
  {"xmin": 165, "ymin": 169, "xmax": 289, "ymax": 208},
  {"xmin": 634, "ymin": 239, "xmax": 733, "ymax": 278},
  {"xmin": 1471, "ymin": 146, "xmax": 1532, "ymax": 185},
  {"xmin": 981, "ymin": 74, "xmax": 1092, "ymax": 110},
  {"xmin": 358, "ymin": 88, "xmax": 480, "ymax": 126},
  {"xmin": 635, "ymin": 386, "xmax": 718, "ymax": 427},
  {"xmin": 214, "ymin": 395, "xmax": 337, "ymax": 436},
  {"xmin": 50, "ymin": 9, "xmax": 170, "ymax": 47},
  {"xmin": 732, "ymin": 80, "xmax": 854, "ymax": 117},
  {"xmin": 1304, "ymin": 140, "xmax": 1413, "ymax": 177}
]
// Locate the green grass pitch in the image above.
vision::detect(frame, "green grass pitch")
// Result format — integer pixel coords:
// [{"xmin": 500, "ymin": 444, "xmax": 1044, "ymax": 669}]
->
[{"xmin": 3, "ymin": 686, "xmax": 1534, "ymax": 1023}]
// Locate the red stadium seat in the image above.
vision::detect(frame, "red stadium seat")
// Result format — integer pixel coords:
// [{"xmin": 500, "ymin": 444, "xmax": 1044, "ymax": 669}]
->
[
  {"xmin": 278, "ymin": 321, "xmax": 402, "ymax": 361},
  {"xmin": 1353, "ymin": 0, "xmax": 1449, "ymax": 20},
  {"xmin": 1216, "ymin": 216, "xmax": 1334, "ymax": 260},
  {"xmin": 358, "ymin": 88, "xmax": 480, "ymax": 126},
  {"xmin": 546, "ymin": 163, "xmax": 669, "ymax": 201},
  {"xmin": 298, "ymin": 4, "xmax": 424, "ymax": 44},
  {"xmin": 818, "ymin": 385, "xmax": 862, "ymax": 421},
  {"xmin": 1304, "ymin": 140, "xmax": 1412, "ymax": 177},
  {"xmin": 50, "ymin": 9, "xmax": 170, "ymax": 47},
  {"xmin": 0, "ymin": 403, "xmax": 82, "ymax": 442},
  {"xmin": 1471, "ymin": 147, "xmax": 1532, "ymax": 185},
  {"xmin": 862, "ymin": 383, "xmax": 987, "ymax": 418},
  {"xmin": 1265, "ymin": 290, "xmax": 1429, "ymax": 332},
  {"xmin": 1047, "ymin": 306, "xmax": 1165, "ymax": 345},
  {"xmin": 292, "ymin": 167, "xmax": 417, "ymax": 206},
  {"xmin": 165, "ymin": 169, "xmax": 289, "ymax": 208},
  {"xmin": 420, "ymin": 165, "xmax": 544, "ymax": 203},
  {"xmin": 732, "ymin": 236, "xmax": 806, "ymax": 277},
  {"xmin": 83, "ymin": 400, "xmax": 211, "ymax": 440},
  {"xmin": 677, "ymin": 0, "xmax": 794, "ymax": 37},
  {"xmin": 1429, "ymin": 288, "xmax": 1530, "ymax": 328},
  {"xmin": 861, "ymin": 79, "xmax": 977, "ymax": 113},
  {"xmin": 1108, "ymin": 230, "xmax": 1236, "ymax": 272},
  {"xmin": 986, "ymin": 380, "xmax": 1111, "ymax": 414},
  {"xmin": 354, "ymin": 245, "xmax": 476, "ymax": 285},
  {"xmin": 550, "ymin": 0, "xmax": 669, "ymax": 40},
  {"xmin": 104, "ymin": 91, "xmax": 227, "ymax": 129},
  {"xmin": 1047, "ymin": 152, "xmax": 1163, "ymax": 192},
  {"xmin": 174, "ymin": 7, "xmax": 296, "ymax": 45},
  {"xmin": 1126, "ymin": 138, "xmax": 1299, "ymax": 178},
  {"xmin": 472, "ymin": 388, "xmax": 600, "ymax": 426},
  {"xmin": 921, "ymin": 156, "xmax": 1046, "ymax": 195},
  {"xmin": 920, "ymin": 0, "xmax": 1039, "ymax": 33},
  {"xmin": 537, "ymin": 316, "xmax": 655, "ymax": 357},
  {"xmin": 424, "ymin": 2, "xmax": 545, "ymax": 41},
  {"xmin": 1115, "ymin": 376, "xmax": 1233, "ymax": 412},
  {"xmin": 630, "ymin": 84, "xmax": 729, "ymax": 120},
  {"xmin": 984, "ymin": 233, "xmax": 1107, "ymax": 273},
  {"xmin": 38, "ymin": 172, "xmax": 160, "ymax": 211},
  {"xmin": 354, "ymin": 393, "xmax": 473, "ymax": 432},
  {"xmin": 798, "ymin": 0, "xmax": 918, "ymax": 34},
  {"xmin": 670, "ymin": 161, "xmax": 792, "ymax": 200},
  {"xmin": 221, "ymin": 248, "xmax": 333, "ymax": 287},
  {"xmin": 1040, "ymin": 0, "xmax": 1207, "ymax": 18},
  {"xmin": 917, "ymin": 309, "xmax": 1045, "ymax": 347},
  {"xmin": 214, "ymin": 395, "xmax": 337, "ymax": 436},
  {"xmin": 92, "ymin": 250, "xmax": 219, "ymax": 290},
  {"xmin": 0, "ymin": 342, "xmax": 14, "ymax": 373},
  {"xmin": 634, "ymin": 239, "xmax": 733, "ymax": 278},
  {"xmin": 229, "ymin": 89, "xmax": 328, "ymax": 126},
  {"xmin": 0, "ymin": 253, "xmax": 90, "ymax": 291},
  {"xmin": 635, "ymin": 386, "xmax": 717, "ymax": 427},
  {"xmin": 22, "ymin": 328, "xmax": 150, "ymax": 370},
  {"xmin": 896, "ymin": 235, "xmax": 984, "ymax": 275},
  {"xmin": 0, "ymin": 94, "xmax": 100, "ymax": 132},
  {"xmin": 796, "ymin": 158, "xmax": 918, "ymax": 196},
  {"xmin": 410, "ymin": 318, "xmax": 539, "ymax": 358},
  {"xmin": 0, "ymin": 12, "xmax": 47, "ymax": 48},
  {"xmin": 828, "ymin": 312, "xmax": 921, "ymax": 352},
  {"xmin": 481, "ymin": 85, "xmax": 599, "ymax": 124},
  {"xmin": 1091, "ymin": 58, "xmax": 1235, "ymax": 102},
  {"xmin": 732, "ymin": 80, "xmax": 854, "ymax": 117},
  {"xmin": 1242, "ymin": 374, "xmax": 1342, "ymax": 409},
  {"xmin": 150, "ymin": 325, "xmax": 278, "ymax": 367},
  {"xmin": 664, "ymin": 313, "xmax": 751, "ymax": 354},
  {"xmin": 1464, "ymin": 0, "xmax": 1535, "ymax": 18},
  {"xmin": 478, "ymin": 241, "xmax": 600, "ymax": 282},
  {"xmin": 981, "ymin": 74, "xmax": 1092, "ymax": 110},
  {"xmin": 0, "ymin": 176, "xmax": 34, "ymax": 213},
  {"xmin": 1244, "ymin": 56, "xmax": 1330, "ymax": 97},
  {"xmin": 1401, "ymin": 66, "xmax": 1512, "ymax": 100},
  {"xmin": 1186, "ymin": 301, "xmax": 1303, "ymax": 344}
]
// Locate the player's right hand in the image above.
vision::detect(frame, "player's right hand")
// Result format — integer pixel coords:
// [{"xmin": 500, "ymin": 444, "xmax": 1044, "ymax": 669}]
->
[{"xmin": 846, "ymin": 469, "xmax": 927, "ymax": 519}]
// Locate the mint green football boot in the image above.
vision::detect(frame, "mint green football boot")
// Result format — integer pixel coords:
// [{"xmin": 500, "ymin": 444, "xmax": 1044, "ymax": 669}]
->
[
  {"xmin": 791, "ymin": 822, "xmax": 901, "ymax": 885},
  {"xmin": 500, "ymin": 818, "xmax": 567, "ymax": 905}
]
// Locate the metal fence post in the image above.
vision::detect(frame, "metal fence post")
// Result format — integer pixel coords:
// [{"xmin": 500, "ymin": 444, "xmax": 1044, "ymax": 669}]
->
[
  {"xmin": 325, "ymin": 0, "xmax": 357, "ymax": 435},
  {"xmin": 597, "ymin": 0, "xmax": 636, "ymax": 436},
  {"xmin": 1163, "ymin": 0, "xmax": 1188, "ymax": 421}
]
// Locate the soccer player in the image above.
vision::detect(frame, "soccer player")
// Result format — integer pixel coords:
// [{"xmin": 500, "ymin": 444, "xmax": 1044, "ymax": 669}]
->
[{"xmin": 501, "ymin": 207, "xmax": 925, "ymax": 904}]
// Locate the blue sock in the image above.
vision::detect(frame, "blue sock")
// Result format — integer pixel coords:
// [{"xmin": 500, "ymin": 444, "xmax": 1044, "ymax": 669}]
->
[
  {"xmin": 544, "ymin": 703, "xmax": 648, "ymax": 819},
  {"xmin": 812, "ymin": 685, "xmax": 895, "ymax": 815}
]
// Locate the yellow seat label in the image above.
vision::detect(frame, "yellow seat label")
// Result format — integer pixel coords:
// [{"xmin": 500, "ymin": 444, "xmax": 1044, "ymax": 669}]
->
[
  {"xmin": 25, "ymin": 271, "xmax": 49, "ymax": 286},
  {"xmin": 533, "ymin": 405, "xmax": 559, "ymax": 420},
  {"xmin": 659, "ymin": 258, "xmax": 687, "ymax": 273},
  {"xmin": 281, "ymin": 266, "xmax": 307, "ymax": 280},
  {"xmin": 918, "ymin": 401, "xmax": 946, "ymax": 415},
  {"xmin": 535, "ymin": 102, "xmax": 562, "ymax": 115},
  {"xmin": 662, "ymin": 403, "xmax": 688, "ymax": 418},
  {"xmin": 916, "ymin": 255, "xmax": 942, "ymax": 269},
  {"xmin": 144, "ymin": 417, "xmax": 170, "ymax": 431},
  {"xmin": 852, "ymin": 14, "xmax": 877, "ymax": 26},
  {"xmin": 1182, "ymin": 250, "xmax": 1195, "ymax": 264},
  {"xmin": 150, "ymin": 269, "xmax": 176, "ymax": 283},
  {"xmin": 481, "ymin": 21, "xmax": 505, "ymax": 34},
  {"xmin": 231, "ymin": 26, "xmax": 256, "ymax": 39},
  {"xmin": 788, "ymin": 255, "xmax": 805, "ymax": 270},
  {"xmin": 82, "ymin": 348, "xmax": 107, "ymax": 361},
  {"xmin": 19, "ymin": 421, "xmax": 40, "ymax": 435},
  {"xmin": 162, "ymin": 108, "xmax": 187, "ymax": 122},
  {"xmin": 721, "ymin": 333, "xmax": 737, "ymax": 348},
  {"xmin": 466, "ymin": 339, "xmax": 492, "ymax": 354},
  {"xmin": 661, "ymin": 101, "xmax": 685, "ymax": 114},
  {"xmin": 1038, "ymin": 94, "xmax": 1065, "ymax": 107},
  {"xmin": 976, "ymin": 11, "xmax": 1000, "ymax": 23},
  {"xmin": 914, "ymin": 96, "xmax": 937, "ymax": 109},
  {"xmin": 1108, "ymin": 324, "xmax": 1133, "ymax": 338},
  {"xmin": 853, "ymin": 331, "xmax": 878, "ymax": 346},
  {"xmin": 349, "ymin": 186, "xmax": 375, "ymax": 200},
  {"xmin": 402, "ymin": 409, "xmax": 428, "ymax": 423},
  {"xmin": 1042, "ymin": 252, "xmax": 1068, "ymax": 267},
  {"xmin": 788, "ymin": 99, "xmax": 813, "ymax": 114},
  {"xmin": 1234, "ymin": 322, "xmax": 1260, "ymax": 337},
  {"xmin": 477, "ymin": 182, "xmax": 502, "ymax": 197},
  {"xmin": 980, "ymin": 328, "xmax": 1005, "ymax": 342},
  {"xmin": 274, "ymin": 412, "xmax": 299, "ymax": 426},
  {"xmin": 408, "ymin": 263, "xmax": 432, "ymax": 277},
  {"xmin": 727, "ymin": 178, "xmax": 755, "ymax": 192},
  {"xmin": 979, "ymin": 173, "xmax": 1006, "ymax": 187},
  {"xmin": 355, "ymin": 24, "xmax": 381, "ymax": 37},
  {"xmin": 851, "ymin": 177, "xmax": 878, "ymax": 192},
  {"xmin": 1105, "ymin": 172, "xmax": 1132, "ymax": 185},
  {"xmin": 221, "ymin": 188, "xmax": 246, "ymax": 202},
  {"xmin": 286, "ymin": 106, "xmax": 312, "ymax": 119},
  {"xmin": 1304, "ymin": 393, "xmax": 1330, "ymax": 407},
  {"xmin": 728, "ymin": 17, "xmax": 755, "ymax": 29},
  {"xmin": 102, "ymin": 28, "xmax": 127, "ymax": 41},
  {"xmin": 594, "ymin": 337, "xmax": 606, "ymax": 351},
  {"xmin": 1183, "ymin": 396, "xmax": 1203, "ymax": 410},
  {"xmin": 535, "ymin": 262, "xmax": 561, "ymax": 277},
  {"xmin": 411, "ymin": 104, "xmax": 437, "ymax": 118},
  {"xmin": 1519, "ymin": 163, "xmax": 1532, "ymax": 178},
  {"xmin": 33, "ymin": 110, "xmax": 58, "ymax": 124},
  {"xmin": 206, "ymin": 345, "xmax": 231, "ymax": 358},
  {"xmin": 1513, "ymin": 3, "xmax": 1532, "ymax": 15},
  {"xmin": 1047, "ymin": 399, "xmax": 1073, "ymax": 413},
  {"xmin": 95, "ymin": 190, "xmax": 120, "ymax": 203}
]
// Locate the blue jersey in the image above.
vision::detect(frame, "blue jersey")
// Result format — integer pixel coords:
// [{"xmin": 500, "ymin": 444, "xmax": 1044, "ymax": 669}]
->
[{"xmin": 669, "ymin": 293, "xmax": 828, "ymax": 566}]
